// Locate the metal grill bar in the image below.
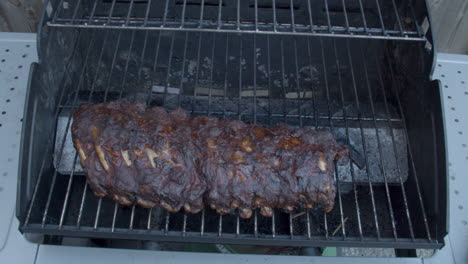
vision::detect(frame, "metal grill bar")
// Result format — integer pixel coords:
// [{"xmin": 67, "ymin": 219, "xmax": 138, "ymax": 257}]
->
[
  {"xmin": 163, "ymin": 0, "xmax": 170, "ymax": 27},
  {"xmin": 106, "ymin": 0, "xmax": 117, "ymax": 25},
  {"xmin": 306, "ymin": 0, "xmax": 314, "ymax": 33},
  {"xmin": 289, "ymin": 213, "xmax": 293, "ymax": 238},
  {"xmin": 77, "ymin": 31, "xmax": 123, "ymax": 229},
  {"xmin": 92, "ymin": 31, "xmax": 138, "ymax": 231},
  {"xmin": 76, "ymin": 184, "xmax": 88, "ymax": 228},
  {"xmin": 71, "ymin": 0, "xmax": 83, "ymax": 24},
  {"xmin": 198, "ymin": 0, "xmax": 205, "ymax": 28},
  {"xmin": 79, "ymin": 33, "xmax": 117, "ymax": 228},
  {"xmin": 238, "ymin": 36, "xmax": 243, "ymax": 120},
  {"xmin": 280, "ymin": 39, "xmax": 287, "ymax": 122},
  {"xmin": 289, "ymin": 0, "xmax": 295, "ymax": 32},
  {"xmin": 217, "ymin": 0, "xmax": 223, "ymax": 29},
  {"xmin": 323, "ymin": 212, "xmax": 329, "ymax": 239},
  {"xmin": 306, "ymin": 37, "xmax": 318, "ymax": 127},
  {"xmin": 384, "ymin": 49, "xmax": 432, "ymax": 241},
  {"xmin": 129, "ymin": 205, "xmax": 136, "ymax": 230},
  {"xmin": 137, "ymin": 31, "xmax": 149, "ymax": 82},
  {"xmin": 323, "ymin": 0, "xmax": 332, "ymax": 33},
  {"xmin": 201, "ymin": 209, "xmax": 205, "ymax": 235},
  {"xmin": 53, "ymin": 17, "xmax": 421, "ymax": 36},
  {"xmin": 319, "ymin": 37, "xmax": 331, "ymax": 126},
  {"xmin": 193, "ymin": 32, "xmax": 203, "ymax": 101},
  {"xmin": 165, "ymin": 212, "xmax": 170, "ymax": 234},
  {"xmin": 94, "ymin": 198, "xmax": 103, "ymax": 230},
  {"xmin": 222, "ymin": 33, "xmax": 230, "ymax": 118},
  {"xmin": 271, "ymin": 211, "xmax": 276, "ymax": 237},
  {"xmin": 253, "ymin": 34, "xmax": 257, "ymax": 123},
  {"xmin": 48, "ymin": 22, "xmax": 425, "ymax": 41},
  {"xmin": 340, "ymin": 0, "xmax": 350, "ymax": 34},
  {"xmin": 90, "ymin": 31, "xmax": 111, "ymax": 92},
  {"xmin": 119, "ymin": 31, "xmax": 139, "ymax": 230},
  {"xmin": 25, "ymin": 223, "xmax": 442, "ymax": 248},
  {"xmin": 333, "ymin": 164, "xmax": 346, "ymax": 237},
  {"xmin": 390, "ymin": 0, "xmax": 405, "ymax": 36},
  {"xmin": 46, "ymin": 0, "xmax": 426, "ymax": 41},
  {"xmin": 409, "ymin": 3, "xmax": 423, "ymax": 37},
  {"xmin": 51, "ymin": 0, "xmax": 65, "ymax": 23},
  {"xmin": 254, "ymin": 210, "xmax": 258, "ymax": 238},
  {"xmin": 177, "ymin": 32, "xmax": 189, "ymax": 108},
  {"xmin": 104, "ymin": 32, "xmax": 122, "ymax": 101},
  {"xmin": 345, "ymin": 39, "xmax": 381, "ymax": 239},
  {"xmin": 111, "ymin": 203, "xmax": 118, "ymax": 232},
  {"xmin": 95, "ymin": 30, "xmax": 138, "ymax": 230},
  {"xmin": 266, "ymin": 35, "xmax": 273, "ymax": 126},
  {"xmin": 318, "ymin": 37, "xmax": 347, "ymax": 238},
  {"xmin": 58, "ymin": 155, "xmax": 79, "ymax": 229},
  {"xmin": 41, "ymin": 33, "xmax": 98, "ymax": 228},
  {"xmin": 147, "ymin": 208, "xmax": 153, "ymax": 230},
  {"xmin": 118, "ymin": 30, "xmax": 137, "ymax": 98},
  {"xmin": 375, "ymin": 53, "xmax": 415, "ymax": 239},
  {"xmin": 143, "ymin": 0, "xmax": 152, "ymax": 26},
  {"xmin": 254, "ymin": 0, "xmax": 259, "ymax": 31},
  {"xmin": 293, "ymin": 38, "xmax": 302, "ymax": 127},
  {"xmin": 54, "ymin": 105, "xmax": 405, "ymax": 122},
  {"xmin": 272, "ymin": 0, "xmax": 277, "ymax": 32},
  {"xmin": 374, "ymin": 0, "xmax": 386, "ymax": 35},
  {"xmin": 357, "ymin": 0, "xmax": 369, "ymax": 34},
  {"xmin": 125, "ymin": 0, "xmax": 136, "ymax": 26},
  {"xmin": 182, "ymin": 214, "xmax": 188, "ymax": 236},
  {"xmin": 236, "ymin": 0, "xmax": 240, "ymax": 30},
  {"xmin": 207, "ymin": 32, "xmax": 216, "ymax": 115},
  {"xmin": 218, "ymin": 215, "xmax": 222, "ymax": 237},
  {"xmin": 359, "ymin": 43, "xmax": 398, "ymax": 239},
  {"xmin": 146, "ymin": 31, "xmax": 162, "ymax": 105},
  {"xmin": 330, "ymin": 38, "xmax": 363, "ymax": 240},
  {"xmin": 228, "ymin": 113, "xmax": 401, "ymax": 123},
  {"xmin": 162, "ymin": 32, "xmax": 176, "ymax": 106}
]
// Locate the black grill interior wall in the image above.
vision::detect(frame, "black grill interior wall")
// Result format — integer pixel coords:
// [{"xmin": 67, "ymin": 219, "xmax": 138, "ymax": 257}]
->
[
  {"xmin": 78, "ymin": 29, "xmax": 392, "ymax": 115},
  {"xmin": 16, "ymin": 27, "xmax": 82, "ymax": 219},
  {"xmin": 386, "ymin": 39, "xmax": 447, "ymax": 242}
]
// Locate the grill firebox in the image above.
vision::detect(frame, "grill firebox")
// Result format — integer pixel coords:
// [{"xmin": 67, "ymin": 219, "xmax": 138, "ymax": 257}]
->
[{"xmin": 17, "ymin": 0, "xmax": 446, "ymax": 250}]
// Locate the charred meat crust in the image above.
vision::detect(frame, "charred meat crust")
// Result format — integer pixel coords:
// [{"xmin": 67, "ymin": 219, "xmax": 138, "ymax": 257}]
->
[{"xmin": 71, "ymin": 101, "xmax": 346, "ymax": 218}]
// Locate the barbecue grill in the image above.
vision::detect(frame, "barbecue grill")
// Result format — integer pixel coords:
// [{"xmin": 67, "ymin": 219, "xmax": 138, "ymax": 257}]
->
[{"xmin": 16, "ymin": 0, "xmax": 447, "ymax": 251}]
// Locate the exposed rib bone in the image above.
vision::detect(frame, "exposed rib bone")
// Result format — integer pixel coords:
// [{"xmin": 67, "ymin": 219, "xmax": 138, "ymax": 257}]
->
[
  {"xmin": 121, "ymin": 150, "xmax": 132, "ymax": 166},
  {"xmin": 94, "ymin": 144, "xmax": 110, "ymax": 172},
  {"xmin": 74, "ymin": 139, "xmax": 87, "ymax": 162},
  {"xmin": 145, "ymin": 148, "xmax": 158, "ymax": 169},
  {"xmin": 318, "ymin": 152, "xmax": 327, "ymax": 172}
]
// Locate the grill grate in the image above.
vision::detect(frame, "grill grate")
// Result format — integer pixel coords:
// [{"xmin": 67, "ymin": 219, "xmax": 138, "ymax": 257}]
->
[
  {"xmin": 21, "ymin": 28, "xmax": 441, "ymax": 248},
  {"xmin": 46, "ymin": 0, "xmax": 427, "ymax": 41}
]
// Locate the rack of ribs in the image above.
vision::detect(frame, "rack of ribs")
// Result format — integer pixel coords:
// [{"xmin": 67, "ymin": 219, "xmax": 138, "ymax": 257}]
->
[{"xmin": 71, "ymin": 101, "xmax": 347, "ymax": 219}]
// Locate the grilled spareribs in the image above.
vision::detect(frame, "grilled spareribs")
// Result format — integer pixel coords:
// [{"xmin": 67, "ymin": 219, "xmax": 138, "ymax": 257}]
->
[{"xmin": 71, "ymin": 101, "xmax": 347, "ymax": 218}]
